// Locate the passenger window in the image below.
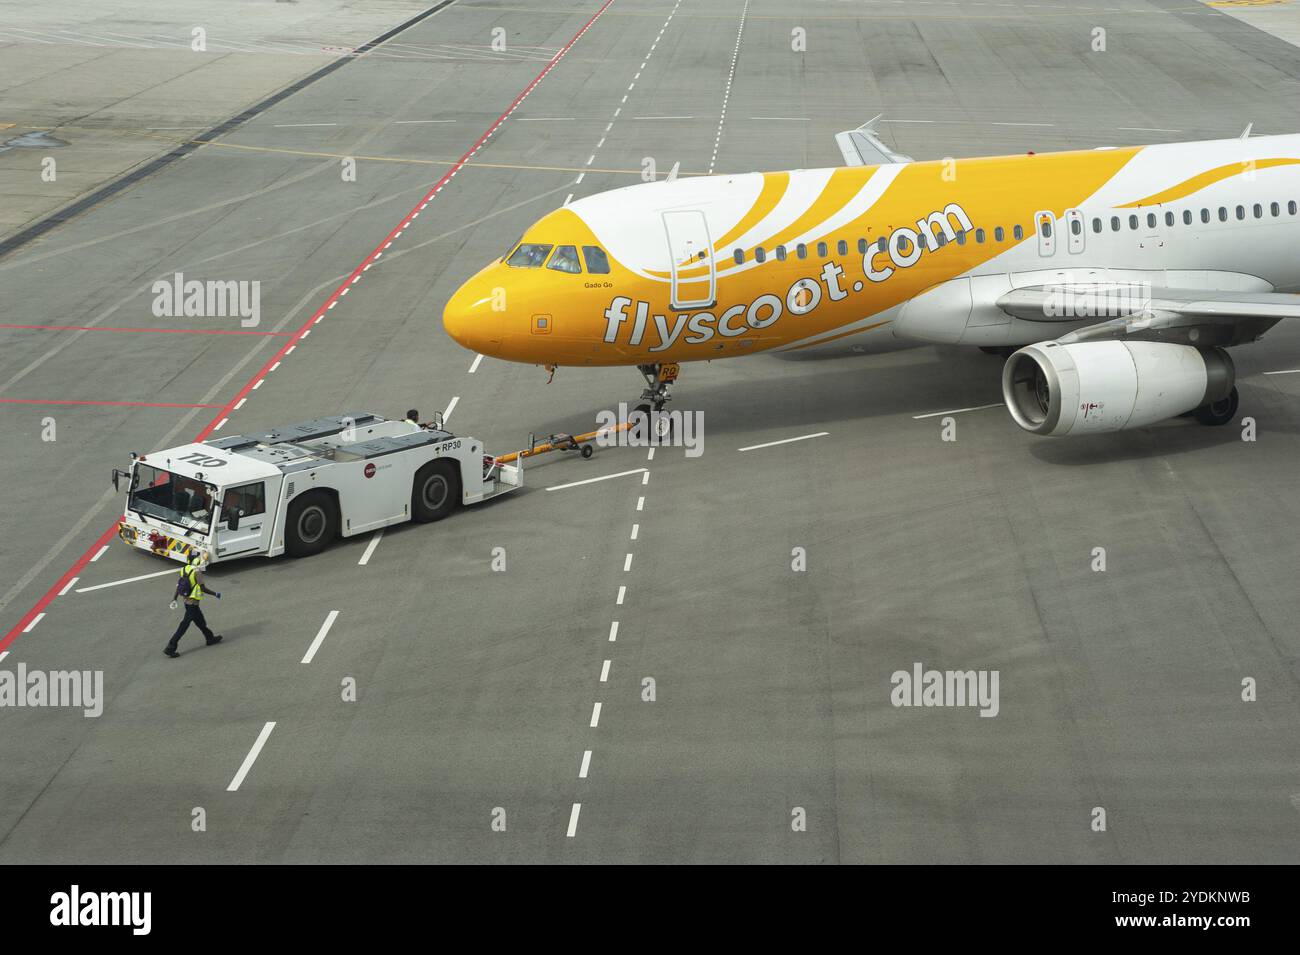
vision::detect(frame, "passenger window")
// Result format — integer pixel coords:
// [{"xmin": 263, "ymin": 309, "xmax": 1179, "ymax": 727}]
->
[
  {"xmin": 755, "ymin": 247, "xmax": 767, "ymax": 263},
  {"xmin": 1201, "ymin": 208, "xmax": 1210, "ymax": 223},
  {"xmin": 896, "ymin": 235, "xmax": 913, "ymax": 256},
  {"xmin": 1253, "ymin": 204, "xmax": 1263, "ymax": 218},
  {"xmin": 1129, "ymin": 215, "xmax": 1139, "ymax": 230},
  {"xmin": 1013, "ymin": 225, "xmax": 1024, "ymax": 240},
  {"xmin": 994, "ymin": 226, "xmax": 1005, "ymax": 242},
  {"xmin": 1164, "ymin": 212, "xmax": 1174, "ymax": 227},
  {"xmin": 1218, "ymin": 207, "xmax": 1228, "ymax": 222},
  {"xmin": 222, "ymin": 482, "xmax": 266, "ymax": 519},
  {"xmin": 506, "ymin": 243, "xmax": 553, "ymax": 268},
  {"xmin": 1039, "ymin": 219, "xmax": 1052, "ymax": 239},
  {"xmin": 797, "ymin": 243, "xmax": 808, "ymax": 259},
  {"xmin": 857, "ymin": 238, "xmax": 867, "ymax": 254},
  {"xmin": 1091, "ymin": 218, "xmax": 1101, "ymax": 233},
  {"xmin": 1270, "ymin": 202, "xmax": 1280, "ymax": 217},
  {"xmin": 975, "ymin": 228, "xmax": 986, "ymax": 243},
  {"xmin": 1290, "ymin": 200, "xmax": 1298, "ymax": 215},
  {"xmin": 1183, "ymin": 210, "xmax": 1192, "ymax": 225},
  {"xmin": 1110, "ymin": 216, "xmax": 1120, "ymax": 231},
  {"xmin": 582, "ymin": 245, "xmax": 611, "ymax": 274},
  {"xmin": 935, "ymin": 233, "xmax": 947, "ymax": 247},
  {"xmin": 1235, "ymin": 205, "xmax": 1245, "ymax": 220},
  {"xmin": 733, "ymin": 249, "xmax": 744, "ymax": 265},
  {"xmin": 837, "ymin": 240, "xmax": 848, "ymax": 256},
  {"xmin": 775, "ymin": 245, "xmax": 787, "ymax": 261},
  {"xmin": 546, "ymin": 245, "xmax": 582, "ymax": 273},
  {"xmin": 1146, "ymin": 213, "xmax": 1156, "ymax": 229},
  {"xmin": 1070, "ymin": 219, "xmax": 1082, "ymax": 236},
  {"xmin": 956, "ymin": 231, "xmax": 967, "ymax": 245},
  {"xmin": 817, "ymin": 241, "xmax": 828, "ymax": 257}
]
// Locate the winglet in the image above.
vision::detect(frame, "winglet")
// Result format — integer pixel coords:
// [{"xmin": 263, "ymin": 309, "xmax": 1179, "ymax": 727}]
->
[{"xmin": 834, "ymin": 115, "xmax": 913, "ymax": 166}]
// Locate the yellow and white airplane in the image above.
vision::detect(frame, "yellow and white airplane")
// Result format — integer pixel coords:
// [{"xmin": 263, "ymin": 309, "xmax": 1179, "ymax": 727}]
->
[{"xmin": 443, "ymin": 120, "xmax": 1300, "ymax": 436}]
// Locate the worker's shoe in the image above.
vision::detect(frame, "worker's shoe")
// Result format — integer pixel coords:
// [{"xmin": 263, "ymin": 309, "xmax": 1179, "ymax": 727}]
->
[
  {"xmin": 163, "ymin": 646, "xmax": 179, "ymax": 658},
  {"xmin": 205, "ymin": 634, "xmax": 223, "ymax": 646}
]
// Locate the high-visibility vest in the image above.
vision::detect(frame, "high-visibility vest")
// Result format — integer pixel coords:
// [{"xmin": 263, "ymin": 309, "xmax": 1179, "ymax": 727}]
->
[{"xmin": 180, "ymin": 565, "xmax": 203, "ymax": 601}]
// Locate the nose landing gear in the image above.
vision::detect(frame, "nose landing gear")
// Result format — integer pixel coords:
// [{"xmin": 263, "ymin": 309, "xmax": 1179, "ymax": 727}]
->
[{"xmin": 635, "ymin": 362, "xmax": 679, "ymax": 415}]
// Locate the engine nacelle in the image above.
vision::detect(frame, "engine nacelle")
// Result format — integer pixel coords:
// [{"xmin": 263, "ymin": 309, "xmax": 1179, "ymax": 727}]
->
[{"xmin": 1001, "ymin": 340, "xmax": 1235, "ymax": 436}]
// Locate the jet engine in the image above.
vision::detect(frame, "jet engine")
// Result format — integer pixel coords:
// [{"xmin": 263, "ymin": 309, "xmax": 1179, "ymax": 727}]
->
[{"xmin": 1001, "ymin": 340, "xmax": 1236, "ymax": 436}]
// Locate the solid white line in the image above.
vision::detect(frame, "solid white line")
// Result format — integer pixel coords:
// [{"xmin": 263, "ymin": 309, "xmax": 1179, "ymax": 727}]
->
[
  {"xmin": 579, "ymin": 749, "xmax": 592, "ymax": 778},
  {"xmin": 301, "ymin": 610, "xmax": 340, "ymax": 664},
  {"xmin": 515, "ymin": 117, "xmax": 575, "ymax": 121},
  {"xmin": 1117, "ymin": 126, "xmax": 1181, "ymax": 133},
  {"xmin": 751, "ymin": 116, "xmax": 810, "ymax": 121},
  {"xmin": 545, "ymin": 467, "xmax": 647, "ymax": 492},
  {"xmin": 633, "ymin": 115, "xmax": 694, "ymax": 120},
  {"xmin": 58, "ymin": 577, "xmax": 79, "ymax": 596},
  {"xmin": 992, "ymin": 121, "xmax": 1054, "ymax": 127},
  {"xmin": 75, "ymin": 568, "xmax": 176, "ymax": 593},
  {"xmin": 274, "ymin": 122, "xmax": 337, "ymax": 127},
  {"xmin": 442, "ymin": 395, "xmax": 459, "ymax": 421},
  {"xmin": 1263, "ymin": 368, "xmax": 1300, "ymax": 376},
  {"xmin": 608, "ymin": 620, "xmax": 619, "ymax": 642},
  {"xmin": 227, "ymin": 721, "xmax": 276, "ymax": 791},
  {"xmin": 468, "ymin": 353, "xmax": 484, "ymax": 374},
  {"xmin": 623, "ymin": 553, "xmax": 633, "ymax": 572},
  {"xmin": 394, "ymin": 119, "xmax": 456, "ymax": 124},
  {"xmin": 600, "ymin": 659, "xmax": 610, "ymax": 682},
  {"xmin": 911, "ymin": 402, "xmax": 1003, "ymax": 420},
  {"xmin": 358, "ymin": 530, "xmax": 383, "ymax": 566},
  {"xmin": 590, "ymin": 702, "xmax": 602, "ymax": 727},
  {"xmin": 738, "ymin": 431, "xmax": 829, "ymax": 452},
  {"xmin": 22, "ymin": 613, "xmax": 45, "ymax": 634},
  {"xmin": 566, "ymin": 802, "xmax": 582, "ymax": 837},
  {"xmin": 90, "ymin": 545, "xmax": 109, "ymax": 562}
]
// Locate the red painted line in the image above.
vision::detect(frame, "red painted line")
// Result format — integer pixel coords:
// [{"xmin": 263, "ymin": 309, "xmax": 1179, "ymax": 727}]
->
[
  {"xmin": 0, "ymin": 324, "xmax": 291, "ymax": 337},
  {"xmin": 0, "ymin": 398, "xmax": 221, "ymax": 409},
  {"xmin": 0, "ymin": 0, "xmax": 615, "ymax": 653}
]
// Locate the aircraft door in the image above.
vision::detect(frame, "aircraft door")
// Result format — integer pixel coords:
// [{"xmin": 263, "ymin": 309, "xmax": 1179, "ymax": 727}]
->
[
  {"xmin": 662, "ymin": 209, "xmax": 716, "ymax": 309},
  {"xmin": 1035, "ymin": 210, "xmax": 1056, "ymax": 257}
]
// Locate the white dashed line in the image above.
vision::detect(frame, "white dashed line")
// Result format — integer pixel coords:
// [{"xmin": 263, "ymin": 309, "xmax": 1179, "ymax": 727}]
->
[
  {"xmin": 227, "ymin": 721, "xmax": 276, "ymax": 791},
  {"xmin": 442, "ymin": 395, "xmax": 460, "ymax": 421},
  {"xmin": 358, "ymin": 530, "xmax": 383, "ymax": 566},
  {"xmin": 616, "ymin": 586, "xmax": 626, "ymax": 606},
  {"xmin": 301, "ymin": 610, "xmax": 340, "ymax": 664},
  {"xmin": 579, "ymin": 750, "xmax": 592, "ymax": 778},
  {"xmin": 545, "ymin": 467, "xmax": 647, "ymax": 491},
  {"xmin": 911, "ymin": 403, "xmax": 1003, "ymax": 420},
  {"xmin": 608, "ymin": 621, "xmax": 619, "ymax": 642},
  {"xmin": 600, "ymin": 659, "xmax": 611, "ymax": 682},
  {"xmin": 636, "ymin": 496, "xmax": 644, "ymax": 511},
  {"xmin": 566, "ymin": 802, "xmax": 582, "ymax": 837},
  {"xmin": 21, "ymin": 613, "xmax": 45, "ymax": 634},
  {"xmin": 630, "ymin": 523, "xmax": 639, "ymax": 540},
  {"xmin": 468, "ymin": 353, "xmax": 484, "ymax": 373},
  {"xmin": 738, "ymin": 432, "xmax": 829, "ymax": 452},
  {"xmin": 57, "ymin": 577, "xmax": 78, "ymax": 596},
  {"xmin": 623, "ymin": 553, "xmax": 633, "ymax": 572},
  {"xmin": 708, "ymin": 0, "xmax": 749, "ymax": 175},
  {"xmin": 590, "ymin": 702, "xmax": 602, "ymax": 727},
  {"xmin": 90, "ymin": 545, "xmax": 109, "ymax": 562}
]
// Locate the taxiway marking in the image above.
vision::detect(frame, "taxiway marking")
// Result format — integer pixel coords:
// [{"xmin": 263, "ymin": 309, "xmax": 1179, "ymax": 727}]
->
[
  {"xmin": 75, "ymin": 568, "xmax": 176, "ymax": 593},
  {"xmin": 738, "ymin": 431, "xmax": 829, "ymax": 452},
  {"xmin": 545, "ymin": 468, "xmax": 647, "ymax": 491},
  {"xmin": 227, "ymin": 721, "xmax": 276, "ymax": 791},
  {"xmin": 301, "ymin": 611, "xmax": 340, "ymax": 665},
  {"xmin": 911, "ymin": 402, "xmax": 1003, "ymax": 420},
  {"xmin": 358, "ymin": 530, "xmax": 384, "ymax": 566}
]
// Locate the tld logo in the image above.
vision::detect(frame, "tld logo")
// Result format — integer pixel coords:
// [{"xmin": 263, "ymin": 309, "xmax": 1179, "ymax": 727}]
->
[{"xmin": 50, "ymin": 885, "xmax": 151, "ymax": 935}]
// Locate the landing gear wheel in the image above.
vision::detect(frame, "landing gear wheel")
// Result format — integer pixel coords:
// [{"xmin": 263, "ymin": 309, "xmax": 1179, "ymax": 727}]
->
[
  {"xmin": 285, "ymin": 491, "xmax": 338, "ymax": 558},
  {"xmin": 412, "ymin": 460, "xmax": 460, "ymax": 522},
  {"xmin": 1194, "ymin": 387, "xmax": 1239, "ymax": 426}
]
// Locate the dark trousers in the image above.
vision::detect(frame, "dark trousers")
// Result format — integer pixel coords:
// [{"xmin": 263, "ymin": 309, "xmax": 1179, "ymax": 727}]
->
[{"xmin": 168, "ymin": 602, "xmax": 215, "ymax": 649}]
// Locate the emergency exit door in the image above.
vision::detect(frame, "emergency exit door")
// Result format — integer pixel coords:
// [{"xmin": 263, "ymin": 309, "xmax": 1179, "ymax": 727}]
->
[{"xmin": 662, "ymin": 209, "xmax": 716, "ymax": 309}]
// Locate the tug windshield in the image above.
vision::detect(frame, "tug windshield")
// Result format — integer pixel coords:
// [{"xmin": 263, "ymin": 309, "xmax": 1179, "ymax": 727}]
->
[{"xmin": 128, "ymin": 463, "xmax": 215, "ymax": 532}]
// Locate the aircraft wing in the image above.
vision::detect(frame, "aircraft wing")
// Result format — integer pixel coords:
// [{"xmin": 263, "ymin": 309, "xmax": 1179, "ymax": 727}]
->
[
  {"xmin": 834, "ymin": 115, "xmax": 912, "ymax": 166},
  {"xmin": 997, "ymin": 283, "xmax": 1300, "ymax": 347}
]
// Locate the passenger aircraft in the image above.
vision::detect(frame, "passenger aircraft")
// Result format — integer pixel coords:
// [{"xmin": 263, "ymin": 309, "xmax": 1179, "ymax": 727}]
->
[{"xmin": 442, "ymin": 119, "xmax": 1300, "ymax": 436}]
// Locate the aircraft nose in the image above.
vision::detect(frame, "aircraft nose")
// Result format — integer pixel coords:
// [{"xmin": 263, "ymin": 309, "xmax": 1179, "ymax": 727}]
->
[{"xmin": 442, "ymin": 269, "xmax": 503, "ymax": 353}]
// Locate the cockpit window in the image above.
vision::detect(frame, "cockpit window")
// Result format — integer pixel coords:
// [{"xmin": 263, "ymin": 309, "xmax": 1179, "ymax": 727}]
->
[
  {"xmin": 506, "ymin": 243, "xmax": 553, "ymax": 268},
  {"xmin": 582, "ymin": 245, "xmax": 611, "ymax": 274},
  {"xmin": 547, "ymin": 245, "xmax": 582, "ymax": 273}
]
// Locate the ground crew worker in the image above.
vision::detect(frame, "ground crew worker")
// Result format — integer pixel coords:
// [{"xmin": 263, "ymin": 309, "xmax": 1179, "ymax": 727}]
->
[
  {"xmin": 165, "ymin": 554, "xmax": 223, "ymax": 658},
  {"xmin": 405, "ymin": 408, "xmax": 421, "ymax": 426}
]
